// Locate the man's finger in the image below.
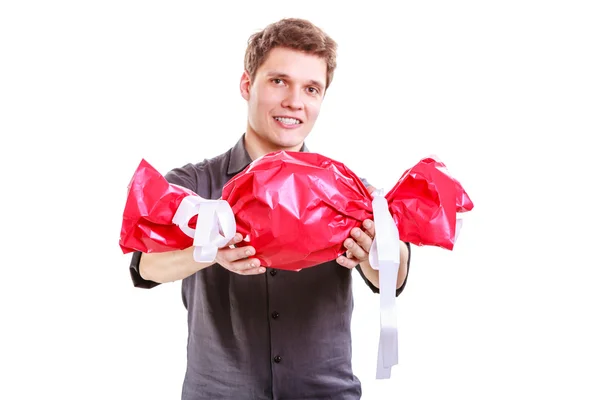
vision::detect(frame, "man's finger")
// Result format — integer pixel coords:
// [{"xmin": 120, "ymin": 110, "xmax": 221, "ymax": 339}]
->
[
  {"xmin": 224, "ymin": 233, "xmax": 244, "ymax": 248},
  {"xmin": 229, "ymin": 258, "xmax": 262, "ymax": 273},
  {"xmin": 237, "ymin": 266, "xmax": 267, "ymax": 275},
  {"xmin": 336, "ymin": 255, "xmax": 358, "ymax": 269},
  {"xmin": 362, "ymin": 219, "xmax": 375, "ymax": 239},
  {"xmin": 350, "ymin": 228, "xmax": 372, "ymax": 256},
  {"xmin": 345, "ymin": 237, "xmax": 367, "ymax": 261},
  {"xmin": 221, "ymin": 245, "xmax": 256, "ymax": 263}
]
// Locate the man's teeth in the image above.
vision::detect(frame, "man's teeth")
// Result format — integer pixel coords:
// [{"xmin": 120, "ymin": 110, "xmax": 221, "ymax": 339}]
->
[{"xmin": 275, "ymin": 117, "xmax": 301, "ymax": 125}]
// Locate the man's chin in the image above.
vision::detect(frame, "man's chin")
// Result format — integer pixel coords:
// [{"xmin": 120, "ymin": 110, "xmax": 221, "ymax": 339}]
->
[{"xmin": 270, "ymin": 133, "xmax": 307, "ymax": 151}]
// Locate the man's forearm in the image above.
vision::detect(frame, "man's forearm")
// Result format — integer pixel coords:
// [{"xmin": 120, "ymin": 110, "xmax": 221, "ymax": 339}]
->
[
  {"xmin": 139, "ymin": 247, "xmax": 212, "ymax": 283},
  {"xmin": 359, "ymin": 241, "xmax": 409, "ymax": 290}
]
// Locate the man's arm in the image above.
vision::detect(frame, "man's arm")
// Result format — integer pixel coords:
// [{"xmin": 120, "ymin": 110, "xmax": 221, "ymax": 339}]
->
[
  {"xmin": 132, "ymin": 233, "xmax": 267, "ymax": 287},
  {"xmin": 139, "ymin": 246, "xmax": 212, "ymax": 284}
]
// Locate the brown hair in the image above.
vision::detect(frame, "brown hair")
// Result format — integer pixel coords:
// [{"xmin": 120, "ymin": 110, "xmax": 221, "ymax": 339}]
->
[{"xmin": 244, "ymin": 18, "xmax": 338, "ymax": 90}]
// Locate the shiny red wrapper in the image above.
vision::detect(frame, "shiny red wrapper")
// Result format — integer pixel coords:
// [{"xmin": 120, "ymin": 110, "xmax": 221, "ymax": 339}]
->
[
  {"xmin": 220, "ymin": 152, "xmax": 373, "ymax": 270},
  {"xmin": 386, "ymin": 156, "xmax": 474, "ymax": 250},
  {"xmin": 119, "ymin": 159, "xmax": 201, "ymax": 254},
  {"xmin": 119, "ymin": 152, "xmax": 473, "ymax": 271}
]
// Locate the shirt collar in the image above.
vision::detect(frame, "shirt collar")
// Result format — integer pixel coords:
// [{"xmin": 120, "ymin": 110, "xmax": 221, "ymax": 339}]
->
[{"xmin": 227, "ymin": 133, "xmax": 310, "ymax": 176}]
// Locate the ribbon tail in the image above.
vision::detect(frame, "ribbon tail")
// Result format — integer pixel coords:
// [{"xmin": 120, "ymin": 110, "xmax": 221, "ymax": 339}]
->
[
  {"xmin": 374, "ymin": 259, "xmax": 399, "ymax": 379},
  {"xmin": 376, "ymin": 332, "xmax": 392, "ymax": 379},
  {"xmin": 376, "ymin": 314, "xmax": 398, "ymax": 379},
  {"xmin": 369, "ymin": 189, "xmax": 401, "ymax": 380}
]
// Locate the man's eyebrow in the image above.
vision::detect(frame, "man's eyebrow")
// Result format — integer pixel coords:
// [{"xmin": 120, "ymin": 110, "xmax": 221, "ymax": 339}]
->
[
  {"xmin": 265, "ymin": 71, "xmax": 325, "ymax": 90},
  {"xmin": 307, "ymin": 79, "xmax": 325, "ymax": 90}
]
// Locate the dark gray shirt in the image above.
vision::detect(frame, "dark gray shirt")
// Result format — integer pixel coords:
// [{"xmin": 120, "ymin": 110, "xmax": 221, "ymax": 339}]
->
[{"xmin": 129, "ymin": 134, "xmax": 410, "ymax": 400}]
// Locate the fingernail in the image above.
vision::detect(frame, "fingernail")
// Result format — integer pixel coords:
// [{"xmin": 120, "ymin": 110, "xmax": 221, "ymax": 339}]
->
[
  {"xmin": 245, "ymin": 249, "xmax": 254, "ymax": 256},
  {"xmin": 248, "ymin": 262, "xmax": 255, "ymax": 268},
  {"xmin": 364, "ymin": 220, "xmax": 372, "ymax": 228},
  {"xmin": 352, "ymin": 230, "xmax": 360, "ymax": 237},
  {"xmin": 259, "ymin": 267, "xmax": 265, "ymax": 273}
]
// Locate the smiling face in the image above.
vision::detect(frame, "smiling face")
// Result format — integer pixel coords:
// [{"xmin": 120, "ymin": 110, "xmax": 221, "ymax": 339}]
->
[{"xmin": 240, "ymin": 46, "xmax": 328, "ymax": 158}]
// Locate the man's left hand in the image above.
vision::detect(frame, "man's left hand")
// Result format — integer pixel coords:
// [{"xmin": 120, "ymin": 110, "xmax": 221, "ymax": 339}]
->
[
  {"xmin": 336, "ymin": 218, "xmax": 375, "ymax": 269},
  {"xmin": 336, "ymin": 185, "xmax": 377, "ymax": 269}
]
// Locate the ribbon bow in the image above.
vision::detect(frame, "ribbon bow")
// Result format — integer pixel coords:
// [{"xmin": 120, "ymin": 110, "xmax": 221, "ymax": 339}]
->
[{"xmin": 172, "ymin": 196, "xmax": 236, "ymax": 262}]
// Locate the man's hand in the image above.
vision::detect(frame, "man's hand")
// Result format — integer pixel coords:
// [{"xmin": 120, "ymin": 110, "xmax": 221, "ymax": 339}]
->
[
  {"xmin": 337, "ymin": 185, "xmax": 377, "ymax": 269},
  {"xmin": 336, "ymin": 219, "xmax": 375, "ymax": 269},
  {"xmin": 214, "ymin": 233, "xmax": 266, "ymax": 275}
]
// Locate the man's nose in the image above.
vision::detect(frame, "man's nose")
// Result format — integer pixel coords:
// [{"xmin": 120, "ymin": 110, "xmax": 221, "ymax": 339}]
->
[{"xmin": 281, "ymin": 88, "xmax": 304, "ymax": 110}]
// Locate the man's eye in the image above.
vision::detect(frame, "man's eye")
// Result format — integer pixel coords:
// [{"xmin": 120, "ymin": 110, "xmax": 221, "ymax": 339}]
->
[
  {"xmin": 308, "ymin": 87, "xmax": 319, "ymax": 94},
  {"xmin": 272, "ymin": 78, "xmax": 283, "ymax": 84}
]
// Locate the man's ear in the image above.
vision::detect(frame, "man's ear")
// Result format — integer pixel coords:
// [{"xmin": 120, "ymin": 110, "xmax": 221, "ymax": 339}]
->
[{"xmin": 240, "ymin": 71, "xmax": 251, "ymax": 101}]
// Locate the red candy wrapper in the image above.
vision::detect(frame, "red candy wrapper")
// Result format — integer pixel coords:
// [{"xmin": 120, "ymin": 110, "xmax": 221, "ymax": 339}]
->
[
  {"xmin": 119, "ymin": 151, "xmax": 473, "ymax": 271},
  {"xmin": 386, "ymin": 156, "xmax": 474, "ymax": 250},
  {"xmin": 220, "ymin": 152, "xmax": 373, "ymax": 270},
  {"xmin": 119, "ymin": 159, "xmax": 201, "ymax": 254}
]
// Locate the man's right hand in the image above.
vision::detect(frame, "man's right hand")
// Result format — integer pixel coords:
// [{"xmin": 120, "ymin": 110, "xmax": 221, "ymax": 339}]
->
[{"xmin": 214, "ymin": 233, "xmax": 265, "ymax": 275}]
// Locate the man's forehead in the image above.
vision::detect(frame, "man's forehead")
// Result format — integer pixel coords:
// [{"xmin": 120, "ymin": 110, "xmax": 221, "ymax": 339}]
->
[{"xmin": 257, "ymin": 48, "xmax": 327, "ymax": 87}]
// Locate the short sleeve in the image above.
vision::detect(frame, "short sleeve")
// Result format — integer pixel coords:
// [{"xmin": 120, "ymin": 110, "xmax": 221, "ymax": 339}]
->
[
  {"xmin": 129, "ymin": 251, "xmax": 160, "ymax": 289},
  {"xmin": 164, "ymin": 163, "xmax": 199, "ymax": 192}
]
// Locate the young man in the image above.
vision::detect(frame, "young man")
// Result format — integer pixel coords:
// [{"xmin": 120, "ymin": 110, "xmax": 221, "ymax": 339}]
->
[{"xmin": 129, "ymin": 18, "xmax": 410, "ymax": 400}]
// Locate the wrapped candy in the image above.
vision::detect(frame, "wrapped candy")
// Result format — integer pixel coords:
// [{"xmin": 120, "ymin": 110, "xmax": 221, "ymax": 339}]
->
[
  {"xmin": 119, "ymin": 151, "xmax": 473, "ymax": 270},
  {"xmin": 119, "ymin": 150, "xmax": 473, "ymax": 379}
]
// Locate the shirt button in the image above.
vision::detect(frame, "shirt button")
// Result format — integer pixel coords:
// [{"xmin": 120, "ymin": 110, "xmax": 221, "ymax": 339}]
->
[
  {"xmin": 270, "ymin": 269, "xmax": 277, "ymax": 276},
  {"xmin": 273, "ymin": 355, "xmax": 282, "ymax": 363},
  {"xmin": 271, "ymin": 311, "xmax": 280, "ymax": 319}
]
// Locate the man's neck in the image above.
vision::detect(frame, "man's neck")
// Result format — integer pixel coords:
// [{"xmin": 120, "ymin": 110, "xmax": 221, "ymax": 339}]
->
[{"xmin": 244, "ymin": 128, "xmax": 303, "ymax": 161}]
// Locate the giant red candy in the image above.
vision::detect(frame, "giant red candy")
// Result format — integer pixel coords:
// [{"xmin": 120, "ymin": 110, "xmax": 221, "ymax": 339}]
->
[{"xmin": 119, "ymin": 151, "xmax": 473, "ymax": 271}]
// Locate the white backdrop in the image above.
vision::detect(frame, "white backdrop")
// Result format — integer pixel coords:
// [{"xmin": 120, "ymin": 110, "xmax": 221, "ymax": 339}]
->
[{"xmin": 1, "ymin": 1, "xmax": 599, "ymax": 399}]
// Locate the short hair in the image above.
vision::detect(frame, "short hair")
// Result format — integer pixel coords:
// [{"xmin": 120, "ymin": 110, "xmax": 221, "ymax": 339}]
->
[{"xmin": 244, "ymin": 18, "xmax": 338, "ymax": 90}]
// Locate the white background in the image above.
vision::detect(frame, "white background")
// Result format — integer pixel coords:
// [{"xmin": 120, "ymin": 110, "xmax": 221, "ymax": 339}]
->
[{"xmin": 1, "ymin": 1, "xmax": 599, "ymax": 399}]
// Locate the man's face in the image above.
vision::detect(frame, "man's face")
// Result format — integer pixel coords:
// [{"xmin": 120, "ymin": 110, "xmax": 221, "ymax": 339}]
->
[{"xmin": 241, "ymin": 47, "xmax": 327, "ymax": 151}]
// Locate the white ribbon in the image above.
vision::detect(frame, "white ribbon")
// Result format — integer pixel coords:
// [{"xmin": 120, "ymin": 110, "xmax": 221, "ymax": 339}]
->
[
  {"xmin": 172, "ymin": 196, "xmax": 236, "ymax": 263},
  {"xmin": 368, "ymin": 189, "xmax": 401, "ymax": 379}
]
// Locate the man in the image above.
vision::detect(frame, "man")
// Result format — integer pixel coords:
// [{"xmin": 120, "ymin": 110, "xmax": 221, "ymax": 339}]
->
[{"xmin": 129, "ymin": 18, "xmax": 410, "ymax": 400}]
